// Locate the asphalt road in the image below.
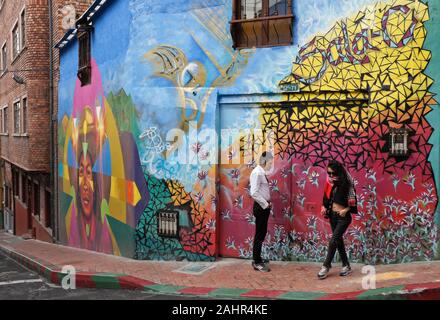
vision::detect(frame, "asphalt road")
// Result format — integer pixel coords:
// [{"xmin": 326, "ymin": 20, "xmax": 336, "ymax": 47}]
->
[{"xmin": 0, "ymin": 251, "xmax": 210, "ymax": 300}]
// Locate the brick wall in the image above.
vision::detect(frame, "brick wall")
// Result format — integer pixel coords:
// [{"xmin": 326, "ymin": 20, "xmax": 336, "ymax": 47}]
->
[
  {"xmin": 0, "ymin": 0, "xmax": 93, "ymax": 171},
  {"xmin": 0, "ymin": 0, "xmax": 93, "ymax": 240},
  {"xmin": 0, "ymin": 0, "xmax": 29, "ymax": 169}
]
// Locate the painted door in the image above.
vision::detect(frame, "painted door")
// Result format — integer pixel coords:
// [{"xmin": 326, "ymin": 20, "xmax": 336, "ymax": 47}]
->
[
  {"xmin": 218, "ymin": 98, "xmax": 369, "ymax": 262},
  {"xmin": 218, "ymin": 105, "xmax": 295, "ymax": 260}
]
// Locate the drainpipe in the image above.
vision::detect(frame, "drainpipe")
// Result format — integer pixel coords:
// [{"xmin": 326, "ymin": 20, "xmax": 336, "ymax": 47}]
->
[{"xmin": 48, "ymin": 0, "xmax": 58, "ymax": 243}]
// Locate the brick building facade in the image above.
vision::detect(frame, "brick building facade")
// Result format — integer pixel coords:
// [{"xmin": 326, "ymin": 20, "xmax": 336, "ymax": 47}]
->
[{"xmin": 0, "ymin": 0, "xmax": 92, "ymax": 241}]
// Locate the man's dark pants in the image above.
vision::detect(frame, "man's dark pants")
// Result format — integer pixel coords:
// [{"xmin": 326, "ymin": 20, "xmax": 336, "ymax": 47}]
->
[{"xmin": 252, "ymin": 202, "xmax": 270, "ymax": 264}]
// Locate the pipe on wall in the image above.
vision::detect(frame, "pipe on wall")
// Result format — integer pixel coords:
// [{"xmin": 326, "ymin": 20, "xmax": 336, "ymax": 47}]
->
[{"xmin": 48, "ymin": 0, "xmax": 58, "ymax": 243}]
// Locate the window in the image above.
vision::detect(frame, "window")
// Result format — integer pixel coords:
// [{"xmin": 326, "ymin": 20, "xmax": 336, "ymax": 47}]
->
[
  {"xmin": 45, "ymin": 189, "xmax": 51, "ymax": 228},
  {"xmin": 22, "ymin": 97, "xmax": 27, "ymax": 134},
  {"xmin": 20, "ymin": 9, "xmax": 26, "ymax": 48},
  {"xmin": 231, "ymin": 0, "xmax": 294, "ymax": 49},
  {"xmin": 1, "ymin": 106, "xmax": 8, "ymax": 133},
  {"xmin": 12, "ymin": 23, "xmax": 20, "ymax": 59},
  {"xmin": 0, "ymin": 106, "xmax": 6, "ymax": 133},
  {"xmin": 77, "ymin": 25, "xmax": 92, "ymax": 86},
  {"xmin": 33, "ymin": 182, "xmax": 40, "ymax": 217},
  {"xmin": 1, "ymin": 42, "xmax": 6, "ymax": 73},
  {"xmin": 13, "ymin": 100, "xmax": 20, "ymax": 134}
]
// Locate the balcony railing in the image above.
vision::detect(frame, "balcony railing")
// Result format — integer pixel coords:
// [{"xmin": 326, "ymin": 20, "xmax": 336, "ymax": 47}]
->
[{"xmin": 231, "ymin": 14, "xmax": 294, "ymax": 49}]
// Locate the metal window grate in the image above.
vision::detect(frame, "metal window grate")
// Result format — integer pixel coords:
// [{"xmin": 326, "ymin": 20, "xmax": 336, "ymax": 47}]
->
[
  {"xmin": 389, "ymin": 128, "xmax": 411, "ymax": 157},
  {"xmin": 157, "ymin": 210, "xmax": 180, "ymax": 238},
  {"xmin": 231, "ymin": 0, "xmax": 294, "ymax": 49}
]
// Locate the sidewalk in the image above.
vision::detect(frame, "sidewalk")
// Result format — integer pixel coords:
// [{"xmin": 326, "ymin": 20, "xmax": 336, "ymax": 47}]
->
[{"xmin": 1, "ymin": 231, "xmax": 440, "ymax": 300}]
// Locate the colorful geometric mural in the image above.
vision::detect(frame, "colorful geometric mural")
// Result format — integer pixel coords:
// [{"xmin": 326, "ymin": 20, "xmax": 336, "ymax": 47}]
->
[
  {"xmin": 57, "ymin": 0, "xmax": 440, "ymax": 264},
  {"xmin": 219, "ymin": 0, "xmax": 439, "ymax": 264},
  {"xmin": 59, "ymin": 59, "xmax": 149, "ymax": 257}
]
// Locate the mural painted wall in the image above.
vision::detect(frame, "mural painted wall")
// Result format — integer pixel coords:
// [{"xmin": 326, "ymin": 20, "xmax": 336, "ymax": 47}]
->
[{"xmin": 58, "ymin": 0, "xmax": 440, "ymax": 264}]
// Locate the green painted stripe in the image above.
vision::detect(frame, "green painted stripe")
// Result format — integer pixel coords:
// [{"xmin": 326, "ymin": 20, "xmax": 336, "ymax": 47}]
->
[
  {"xmin": 91, "ymin": 275, "xmax": 122, "ymax": 289},
  {"xmin": 44, "ymin": 268, "xmax": 52, "ymax": 279},
  {"xmin": 146, "ymin": 284, "xmax": 186, "ymax": 294},
  {"xmin": 208, "ymin": 288, "xmax": 250, "ymax": 298},
  {"xmin": 357, "ymin": 285, "xmax": 406, "ymax": 300},
  {"xmin": 57, "ymin": 272, "xmax": 68, "ymax": 282},
  {"xmin": 99, "ymin": 273, "xmax": 126, "ymax": 277},
  {"xmin": 278, "ymin": 291, "xmax": 327, "ymax": 300}
]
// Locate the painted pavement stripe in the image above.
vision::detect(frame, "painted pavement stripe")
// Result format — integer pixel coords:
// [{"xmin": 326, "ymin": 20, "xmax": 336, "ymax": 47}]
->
[
  {"xmin": 208, "ymin": 288, "xmax": 249, "ymax": 298},
  {"xmin": 118, "ymin": 276, "xmax": 156, "ymax": 289},
  {"xmin": 240, "ymin": 289, "xmax": 287, "ymax": 298},
  {"xmin": 146, "ymin": 284, "xmax": 186, "ymax": 294},
  {"xmin": 91, "ymin": 274, "xmax": 122, "ymax": 289},
  {"xmin": 356, "ymin": 285, "xmax": 406, "ymax": 299},
  {"xmin": 179, "ymin": 287, "xmax": 216, "ymax": 295},
  {"xmin": 0, "ymin": 279, "xmax": 43, "ymax": 286},
  {"xmin": 318, "ymin": 290, "xmax": 366, "ymax": 300},
  {"xmin": 278, "ymin": 291, "xmax": 327, "ymax": 300}
]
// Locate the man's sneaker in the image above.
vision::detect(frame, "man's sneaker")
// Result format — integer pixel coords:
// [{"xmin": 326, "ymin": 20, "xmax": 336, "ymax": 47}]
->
[
  {"xmin": 317, "ymin": 266, "xmax": 330, "ymax": 280},
  {"xmin": 252, "ymin": 261, "xmax": 270, "ymax": 272},
  {"xmin": 339, "ymin": 265, "xmax": 352, "ymax": 277}
]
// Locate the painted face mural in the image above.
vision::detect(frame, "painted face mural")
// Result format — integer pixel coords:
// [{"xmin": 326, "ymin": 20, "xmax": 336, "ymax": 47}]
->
[
  {"xmin": 59, "ymin": 59, "xmax": 149, "ymax": 257},
  {"xmin": 79, "ymin": 151, "xmax": 94, "ymax": 219}
]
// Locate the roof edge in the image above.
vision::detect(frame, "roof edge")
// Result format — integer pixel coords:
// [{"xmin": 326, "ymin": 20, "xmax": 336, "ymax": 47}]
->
[{"xmin": 55, "ymin": 0, "xmax": 113, "ymax": 50}]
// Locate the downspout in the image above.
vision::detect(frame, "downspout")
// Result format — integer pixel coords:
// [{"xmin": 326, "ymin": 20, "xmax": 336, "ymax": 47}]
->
[{"xmin": 48, "ymin": 0, "xmax": 58, "ymax": 243}]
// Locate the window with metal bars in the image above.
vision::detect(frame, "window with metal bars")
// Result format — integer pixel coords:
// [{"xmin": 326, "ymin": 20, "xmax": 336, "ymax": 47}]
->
[
  {"xmin": 77, "ymin": 25, "xmax": 92, "ymax": 86},
  {"xmin": 231, "ymin": 0, "xmax": 293, "ymax": 49}
]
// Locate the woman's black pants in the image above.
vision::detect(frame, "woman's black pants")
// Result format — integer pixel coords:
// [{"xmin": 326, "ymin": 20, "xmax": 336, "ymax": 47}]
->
[
  {"xmin": 323, "ymin": 212, "xmax": 352, "ymax": 268},
  {"xmin": 252, "ymin": 202, "xmax": 270, "ymax": 264}
]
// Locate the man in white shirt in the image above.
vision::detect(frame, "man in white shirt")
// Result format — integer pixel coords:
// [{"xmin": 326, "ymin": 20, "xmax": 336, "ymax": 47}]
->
[{"xmin": 249, "ymin": 151, "xmax": 274, "ymax": 272}]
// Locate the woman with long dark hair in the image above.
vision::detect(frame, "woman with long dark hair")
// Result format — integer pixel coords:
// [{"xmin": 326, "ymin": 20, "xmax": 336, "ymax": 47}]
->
[{"xmin": 318, "ymin": 160, "xmax": 357, "ymax": 280}]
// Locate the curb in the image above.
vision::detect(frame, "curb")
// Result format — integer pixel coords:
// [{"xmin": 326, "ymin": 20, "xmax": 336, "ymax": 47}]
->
[{"xmin": 1, "ymin": 244, "xmax": 440, "ymax": 300}]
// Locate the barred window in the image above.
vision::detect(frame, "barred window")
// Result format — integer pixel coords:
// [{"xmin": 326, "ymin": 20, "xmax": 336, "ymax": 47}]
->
[
  {"xmin": 77, "ymin": 25, "xmax": 92, "ymax": 86},
  {"xmin": 231, "ymin": 0, "xmax": 294, "ymax": 49}
]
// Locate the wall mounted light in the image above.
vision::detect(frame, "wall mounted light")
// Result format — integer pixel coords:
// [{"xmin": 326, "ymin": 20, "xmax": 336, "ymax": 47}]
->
[{"xmin": 12, "ymin": 73, "xmax": 25, "ymax": 85}]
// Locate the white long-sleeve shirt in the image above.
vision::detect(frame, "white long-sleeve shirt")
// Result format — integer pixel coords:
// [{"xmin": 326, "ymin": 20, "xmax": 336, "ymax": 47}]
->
[{"xmin": 250, "ymin": 165, "xmax": 271, "ymax": 210}]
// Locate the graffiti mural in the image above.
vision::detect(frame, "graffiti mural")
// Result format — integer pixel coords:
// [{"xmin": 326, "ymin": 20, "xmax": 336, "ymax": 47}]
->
[
  {"xmin": 219, "ymin": 0, "xmax": 439, "ymax": 264},
  {"xmin": 57, "ymin": 0, "xmax": 440, "ymax": 264},
  {"xmin": 59, "ymin": 59, "xmax": 149, "ymax": 257}
]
